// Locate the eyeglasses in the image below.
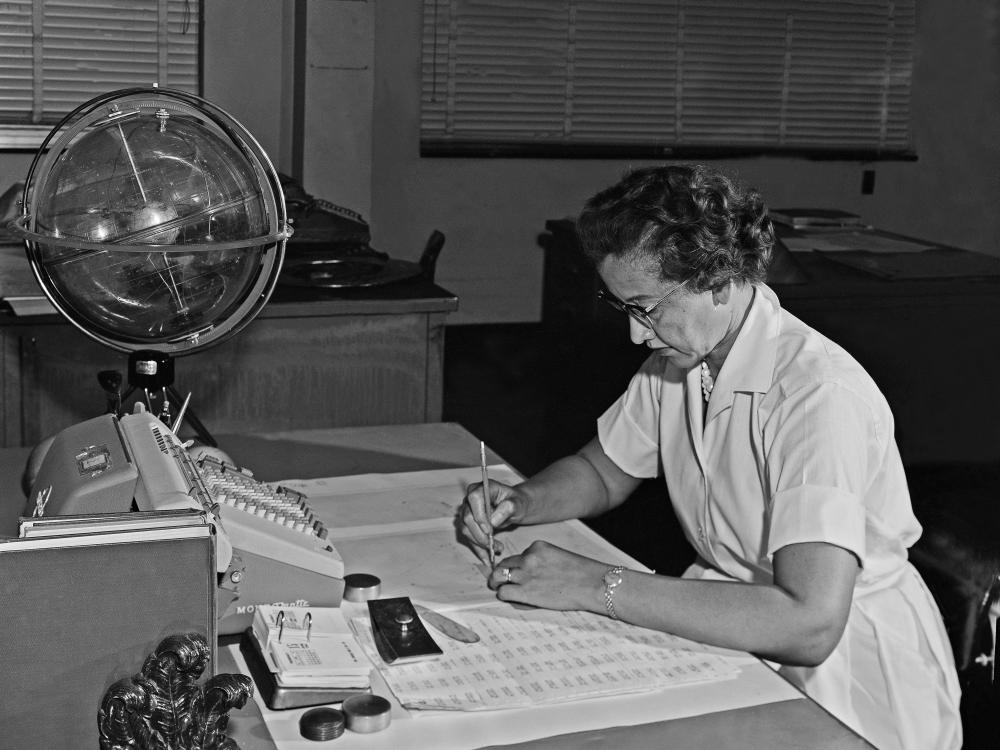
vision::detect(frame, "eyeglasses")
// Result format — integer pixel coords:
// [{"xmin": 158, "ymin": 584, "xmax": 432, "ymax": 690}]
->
[{"xmin": 597, "ymin": 278, "xmax": 687, "ymax": 329}]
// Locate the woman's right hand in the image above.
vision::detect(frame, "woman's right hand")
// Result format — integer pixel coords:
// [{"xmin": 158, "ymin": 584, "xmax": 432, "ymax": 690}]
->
[{"xmin": 460, "ymin": 478, "xmax": 525, "ymax": 562}]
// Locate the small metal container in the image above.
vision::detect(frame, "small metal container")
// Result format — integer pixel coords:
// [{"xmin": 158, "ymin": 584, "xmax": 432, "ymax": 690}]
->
[
  {"xmin": 342, "ymin": 694, "xmax": 392, "ymax": 733},
  {"xmin": 299, "ymin": 707, "xmax": 346, "ymax": 741},
  {"xmin": 343, "ymin": 572, "xmax": 382, "ymax": 602}
]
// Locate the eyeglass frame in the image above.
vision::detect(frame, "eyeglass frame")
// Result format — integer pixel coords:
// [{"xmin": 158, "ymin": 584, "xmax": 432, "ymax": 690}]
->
[{"xmin": 596, "ymin": 277, "xmax": 689, "ymax": 329}]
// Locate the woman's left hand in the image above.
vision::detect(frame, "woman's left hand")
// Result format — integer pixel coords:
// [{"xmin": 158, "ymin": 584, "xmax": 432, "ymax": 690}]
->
[{"xmin": 488, "ymin": 540, "xmax": 609, "ymax": 612}]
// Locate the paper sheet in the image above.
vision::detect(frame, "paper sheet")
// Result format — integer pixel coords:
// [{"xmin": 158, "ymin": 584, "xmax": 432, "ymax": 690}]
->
[
  {"xmin": 278, "ymin": 464, "xmax": 522, "ymax": 532},
  {"xmin": 279, "ymin": 464, "xmax": 644, "ymax": 608}
]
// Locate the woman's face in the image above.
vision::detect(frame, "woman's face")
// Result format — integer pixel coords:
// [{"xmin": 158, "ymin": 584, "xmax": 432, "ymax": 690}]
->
[{"xmin": 597, "ymin": 254, "xmax": 720, "ymax": 370}]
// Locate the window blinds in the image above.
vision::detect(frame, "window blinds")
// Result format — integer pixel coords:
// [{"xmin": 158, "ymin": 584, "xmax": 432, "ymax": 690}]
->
[
  {"xmin": 421, "ymin": 0, "xmax": 916, "ymax": 158},
  {"xmin": 0, "ymin": 0, "xmax": 199, "ymax": 125}
]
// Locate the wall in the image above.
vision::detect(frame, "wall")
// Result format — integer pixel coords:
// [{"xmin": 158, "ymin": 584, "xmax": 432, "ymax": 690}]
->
[
  {"xmin": 202, "ymin": 0, "xmax": 291, "ymax": 173},
  {"xmin": 2, "ymin": 1, "xmax": 997, "ymax": 325},
  {"xmin": 371, "ymin": 0, "xmax": 1000, "ymax": 324},
  {"xmin": 204, "ymin": 0, "xmax": 374, "ymax": 217},
  {"xmin": 0, "ymin": 152, "xmax": 32, "ymax": 202}
]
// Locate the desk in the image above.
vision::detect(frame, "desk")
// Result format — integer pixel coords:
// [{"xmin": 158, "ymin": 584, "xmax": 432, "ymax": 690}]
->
[
  {"xmin": 0, "ymin": 422, "xmax": 869, "ymax": 748},
  {"xmin": 17, "ymin": 420, "xmax": 865, "ymax": 749},
  {"xmin": 0, "ymin": 243, "xmax": 458, "ymax": 448},
  {"xmin": 228, "ymin": 424, "xmax": 871, "ymax": 749}
]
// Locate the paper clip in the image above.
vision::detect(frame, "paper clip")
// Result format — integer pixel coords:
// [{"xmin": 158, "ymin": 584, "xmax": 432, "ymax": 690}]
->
[
  {"xmin": 304, "ymin": 611, "xmax": 312, "ymax": 641},
  {"xmin": 276, "ymin": 610, "xmax": 285, "ymax": 642}
]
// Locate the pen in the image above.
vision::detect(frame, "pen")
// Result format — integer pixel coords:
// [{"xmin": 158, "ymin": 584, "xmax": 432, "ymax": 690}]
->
[{"xmin": 480, "ymin": 440, "xmax": 495, "ymax": 568}]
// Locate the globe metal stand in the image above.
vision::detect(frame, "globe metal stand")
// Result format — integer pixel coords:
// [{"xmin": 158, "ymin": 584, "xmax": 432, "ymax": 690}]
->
[
  {"xmin": 100, "ymin": 350, "xmax": 219, "ymax": 448},
  {"xmin": 7, "ymin": 86, "xmax": 290, "ymax": 445}
]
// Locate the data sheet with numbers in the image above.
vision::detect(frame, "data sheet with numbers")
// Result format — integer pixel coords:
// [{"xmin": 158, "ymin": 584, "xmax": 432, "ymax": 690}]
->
[{"xmin": 350, "ymin": 602, "xmax": 739, "ymax": 711}]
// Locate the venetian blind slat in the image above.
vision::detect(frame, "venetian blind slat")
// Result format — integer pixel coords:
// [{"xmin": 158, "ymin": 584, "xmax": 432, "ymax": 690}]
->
[
  {"xmin": 421, "ymin": 0, "xmax": 915, "ymax": 156},
  {"xmin": 0, "ymin": 0, "xmax": 198, "ymax": 124}
]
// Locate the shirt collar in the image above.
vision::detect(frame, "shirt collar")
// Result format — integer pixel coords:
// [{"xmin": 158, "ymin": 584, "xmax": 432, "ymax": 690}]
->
[{"xmin": 703, "ymin": 284, "xmax": 781, "ymax": 416}]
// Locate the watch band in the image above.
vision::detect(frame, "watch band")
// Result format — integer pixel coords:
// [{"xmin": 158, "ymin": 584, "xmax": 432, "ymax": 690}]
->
[{"xmin": 603, "ymin": 565, "xmax": 624, "ymax": 620}]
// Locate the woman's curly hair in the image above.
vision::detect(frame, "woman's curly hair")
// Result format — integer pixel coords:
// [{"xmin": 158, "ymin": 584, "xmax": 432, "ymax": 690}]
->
[{"xmin": 576, "ymin": 164, "xmax": 774, "ymax": 291}]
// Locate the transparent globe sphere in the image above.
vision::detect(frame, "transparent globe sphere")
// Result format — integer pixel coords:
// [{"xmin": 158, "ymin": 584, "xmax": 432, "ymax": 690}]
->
[{"xmin": 9, "ymin": 87, "xmax": 289, "ymax": 354}]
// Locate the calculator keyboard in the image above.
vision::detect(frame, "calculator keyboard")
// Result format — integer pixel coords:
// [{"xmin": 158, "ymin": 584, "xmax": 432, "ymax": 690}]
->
[
  {"xmin": 195, "ymin": 455, "xmax": 329, "ymax": 540},
  {"xmin": 191, "ymin": 452, "xmax": 345, "ymax": 635}
]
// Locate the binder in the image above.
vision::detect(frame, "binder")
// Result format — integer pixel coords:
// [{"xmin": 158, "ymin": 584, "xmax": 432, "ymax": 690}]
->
[{"xmin": 0, "ymin": 513, "xmax": 217, "ymax": 750}]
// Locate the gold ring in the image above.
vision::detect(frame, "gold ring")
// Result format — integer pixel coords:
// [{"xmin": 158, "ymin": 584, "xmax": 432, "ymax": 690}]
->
[{"xmin": 502, "ymin": 567, "xmax": 512, "ymax": 583}]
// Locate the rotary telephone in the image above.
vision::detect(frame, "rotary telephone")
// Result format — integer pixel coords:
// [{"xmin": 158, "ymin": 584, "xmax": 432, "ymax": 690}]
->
[{"xmin": 276, "ymin": 174, "xmax": 443, "ymax": 289}]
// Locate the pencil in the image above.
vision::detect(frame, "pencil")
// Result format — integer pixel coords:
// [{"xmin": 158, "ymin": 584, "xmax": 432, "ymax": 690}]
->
[
  {"xmin": 172, "ymin": 391, "xmax": 192, "ymax": 435},
  {"xmin": 480, "ymin": 440, "xmax": 495, "ymax": 567}
]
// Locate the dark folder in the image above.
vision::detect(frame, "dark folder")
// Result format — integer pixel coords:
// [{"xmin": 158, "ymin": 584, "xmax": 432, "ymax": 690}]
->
[{"xmin": 0, "ymin": 521, "xmax": 217, "ymax": 750}]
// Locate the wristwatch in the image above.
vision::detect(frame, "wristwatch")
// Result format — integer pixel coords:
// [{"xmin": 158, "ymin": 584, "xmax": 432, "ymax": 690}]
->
[{"xmin": 603, "ymin": 565, "xmax": 625, "ymax": 620}]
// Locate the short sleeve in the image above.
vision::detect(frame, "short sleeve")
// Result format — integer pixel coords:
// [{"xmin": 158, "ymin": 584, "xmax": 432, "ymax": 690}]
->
[
  {"xmin": 763, "ymin": 381, "xmax": 879, "ymax": 565},
  {"xmin": 596, "ymin": 357, "xmax": 665, "ymax": 479}
]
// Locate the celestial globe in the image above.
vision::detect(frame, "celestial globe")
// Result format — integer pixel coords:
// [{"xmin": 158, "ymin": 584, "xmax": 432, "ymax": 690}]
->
[{"xmin": 8, "ymin": 86, "xmax": 291, "ymax": 355}]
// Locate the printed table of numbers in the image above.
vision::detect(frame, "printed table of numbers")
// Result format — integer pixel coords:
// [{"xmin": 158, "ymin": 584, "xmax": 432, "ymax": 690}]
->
[{"xmin": 351, "ymin": 604, "xmax": 739, "ymax": 711}]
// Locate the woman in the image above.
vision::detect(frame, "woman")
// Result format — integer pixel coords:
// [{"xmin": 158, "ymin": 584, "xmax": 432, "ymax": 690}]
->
[{"xmin": 462, "ymin": 165, "xmax": 962, "ymax": 750}]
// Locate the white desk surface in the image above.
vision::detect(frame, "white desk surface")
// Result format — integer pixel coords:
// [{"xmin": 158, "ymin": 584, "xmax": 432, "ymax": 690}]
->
[{"xmin": 1, "ymin": 422, "xmax": 873, "ymax": 749}]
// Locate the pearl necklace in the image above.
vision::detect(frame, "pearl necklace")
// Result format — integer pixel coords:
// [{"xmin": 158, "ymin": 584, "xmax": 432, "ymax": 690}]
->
[{"xmin": 700, "ymin": 360, "xmax": 715, "ymax": 402}]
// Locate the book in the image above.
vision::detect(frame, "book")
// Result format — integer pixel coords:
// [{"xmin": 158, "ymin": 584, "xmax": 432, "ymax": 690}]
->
[
  {"xmin": 769, "ymin": 207, "xmax": 864, "ymax": 229},
  {"xmin": 18, "ymin": 508, "xmax": 210, "ymax": 538},
  {"xmin": 0, "ymin": 517, "xmax": 217, "ymax": 750}
]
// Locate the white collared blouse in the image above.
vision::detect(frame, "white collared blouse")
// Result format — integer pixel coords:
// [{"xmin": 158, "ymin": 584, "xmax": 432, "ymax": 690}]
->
[{"xmin": 597, "ymin": 283, "xmax": 961, "ymax": 750}]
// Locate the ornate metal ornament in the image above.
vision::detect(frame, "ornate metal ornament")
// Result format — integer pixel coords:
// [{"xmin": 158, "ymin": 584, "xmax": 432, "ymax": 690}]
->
[{"xmin": 98, "ymin": 632, "xmax": 253, "ymax": 750}]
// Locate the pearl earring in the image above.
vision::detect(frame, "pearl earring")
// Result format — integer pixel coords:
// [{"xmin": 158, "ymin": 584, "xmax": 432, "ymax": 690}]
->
[{"xmin": 700, "ymin": 361, "xmax": 715, "ymax": 402}]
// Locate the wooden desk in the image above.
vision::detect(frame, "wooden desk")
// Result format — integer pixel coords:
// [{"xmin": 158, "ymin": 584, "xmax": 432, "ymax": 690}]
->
[
  {"xmin": 0, "ymin": 422, "xmax": 869, "ymax": 749},
  {"xmin": 0, "ymin": 244, "xmax": 458, "ymax": 448}
]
